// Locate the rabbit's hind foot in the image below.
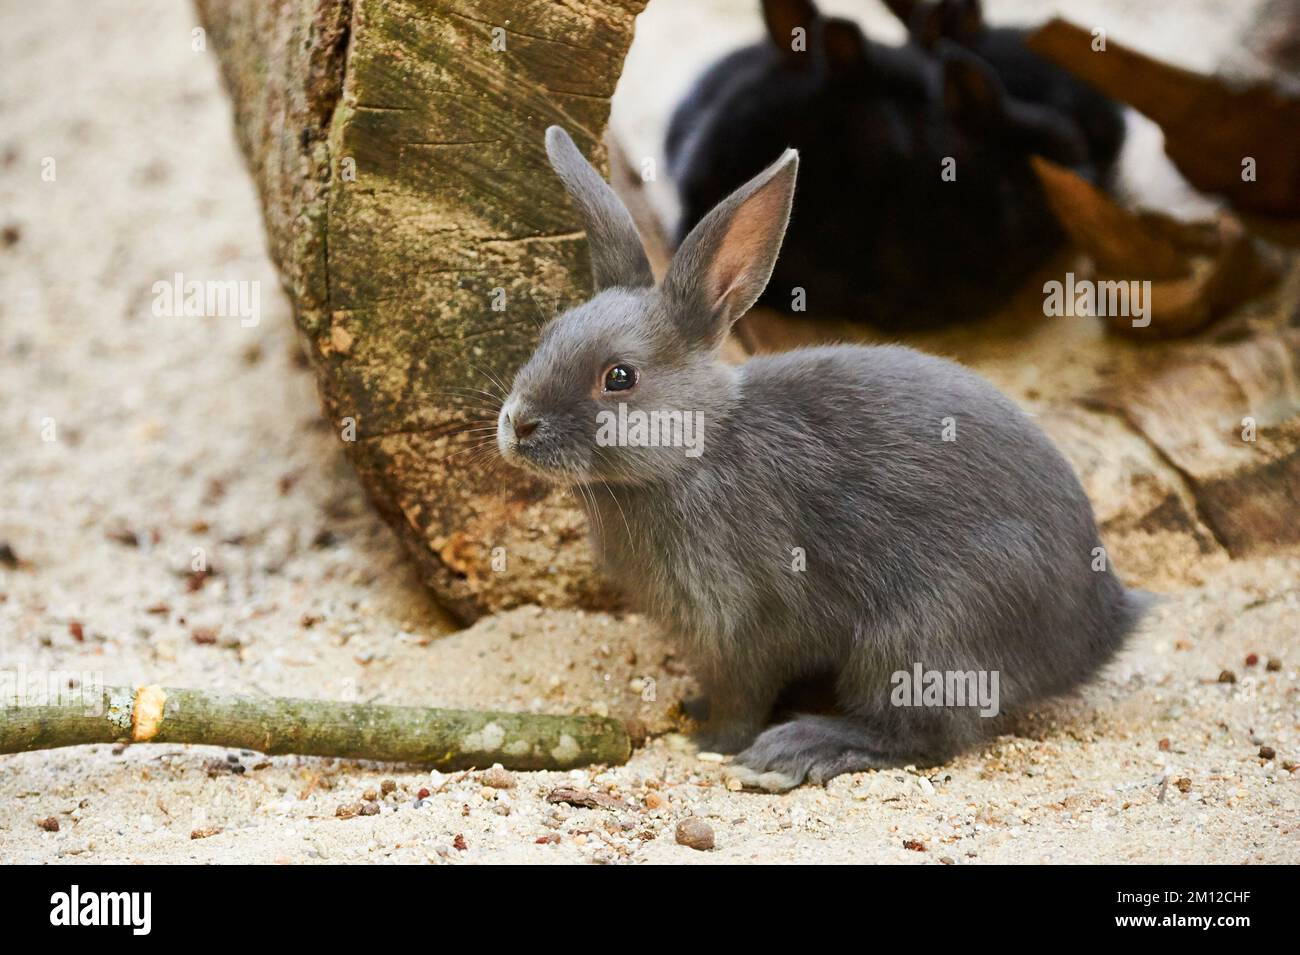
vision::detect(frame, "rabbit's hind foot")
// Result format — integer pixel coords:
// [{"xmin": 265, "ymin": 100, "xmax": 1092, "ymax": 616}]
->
[{"xmin": 724, "ymin": 714, "xmax": 900, "ymax": 792}]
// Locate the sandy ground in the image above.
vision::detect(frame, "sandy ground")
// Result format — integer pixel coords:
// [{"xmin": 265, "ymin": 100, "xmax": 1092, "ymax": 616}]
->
[{"xmin": 1, "ymin": 0, "xmax": 1297, "ymax": 864}]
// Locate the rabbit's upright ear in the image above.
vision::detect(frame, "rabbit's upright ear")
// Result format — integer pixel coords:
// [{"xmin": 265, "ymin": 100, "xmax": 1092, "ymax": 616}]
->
[
  {"xmin": 662, "ymin": 148, "xmax": 798, "ymax": 346},
  {"xmin": 822, "ymin": 18, "xmax": 869, "ymax": 74},
  {"xmin": 913, "ymin": 0, "xmax": 983, "ymax": 49},
  {"xmin": 879, "ymin": 0, "xmax": 920, "ymax": 31},
  {"xmin": 762, "ymin": 0, "xmax": 820, "ymax": 63},
  {"xmin": 940, "ymin": 44, "xmax": 1006, "ymax": 131},
  {"xmin": 545, "ymin": 126, "xmax": 653, "ymax": 291},
  {"xmin": 950, "ymin": 0, "xmax": 985, "ymax": 41}
]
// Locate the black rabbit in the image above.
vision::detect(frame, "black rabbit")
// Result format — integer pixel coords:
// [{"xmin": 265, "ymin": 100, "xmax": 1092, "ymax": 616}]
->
[
  {"xmin": 665, "ymin": 0, "xmax": 1112, "ymax": 328},
  {"xmin": 884, "ymin": 0, "xmax": 1126, "ymax": 179}
]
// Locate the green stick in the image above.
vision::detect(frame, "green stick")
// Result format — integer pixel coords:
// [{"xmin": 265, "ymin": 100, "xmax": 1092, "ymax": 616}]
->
[{"xmin": 0, "ymin": 685, "xmax": 631, "ymax": 770}]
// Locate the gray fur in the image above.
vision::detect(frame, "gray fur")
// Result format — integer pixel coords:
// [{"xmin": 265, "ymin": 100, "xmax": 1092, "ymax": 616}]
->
[
  {"xmin": 544, "ymin": 127, "xmax": 654, "ymax": 291},
  {"xmin": 499, "ymin": 126, "xmax": 1147, "ymax": 790}
]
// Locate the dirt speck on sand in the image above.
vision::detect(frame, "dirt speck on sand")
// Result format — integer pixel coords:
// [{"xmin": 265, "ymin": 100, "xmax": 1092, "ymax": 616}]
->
[{"xmin": 1, "ymin": 0, "xmax": 1297, "ymax": 864}]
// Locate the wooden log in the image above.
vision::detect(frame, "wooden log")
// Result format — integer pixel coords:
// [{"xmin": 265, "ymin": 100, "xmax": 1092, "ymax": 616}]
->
[
  {"xmin": 1026, "ymin": 18, "xmax": 1300, "ymax": 217},
  {"xmin": 1, "ymin": 684, "xmax": 631, "ymax": 770},
  {"xmin": 1031, "ymin": 157, "xmax": 1283, "ymax": 338},
  {"xmin": 1085, "ymin": 330, "xmax": 1300, "ymax": 556},
  {"xmin": 195, "ymin": 1, "xmax": 647, "ymax": 623}
]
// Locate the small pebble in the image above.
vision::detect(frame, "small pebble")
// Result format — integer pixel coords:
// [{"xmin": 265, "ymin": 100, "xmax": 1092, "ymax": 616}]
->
[
  {"xmin": 453, "ymin": 833, "xmax": 468, "ymax": 851},
  {"xmin": 417, "ymin": 788, "xmax": 430, "ymax": 800},
  {"xmin": 358, "ymin": 803, "xmax": 380, "ymax": 817},
  {"xmin": 644, "ymin": 791, "xmax": 665, "ymax": 810},
  {"xmin": 335, "ymin": 802, "xmax": 361, "ymax": 820},
  {"xmin": 1174, "ymin": 777, "xmax": 1192, "ymax": 793},
  {"xmin": 1245, "ymin": 653, "xmax": 1259, "ymax": 667},
  {"xmin": 675, "ymin": 817, "xmax": 715, "ymax": 851},
  {"xmin": 480, "ymin": 765, "xmax": 516, "ymax": 789},
  {"xmin": 380, "ymin": 779, "xmax": 397, "ymax": 795},
  {"xmin": 1265, "ymin": 658, "xmax": 1282, "ymax": 672},
  {"xmin": 362, "ymin": 789, "xmax": 378, "ymax": 802},
  {"xmin": 190, "ymin": 826, "xmax": 222, "ymax": 840},
  {"xmin": 1217, "ymin": 669, "xmax": 1236, "ymax": 684},
  {"xmin": 37, "ymin": 816, "xmax": 60, "ymax": 832},
  {"xmin": 1258, "ymin": 745, "xmax": 1276, "ymax": 761},
  {"xmin": 903, "ymin": 839, "xmax": 926, "ymax": 852}
]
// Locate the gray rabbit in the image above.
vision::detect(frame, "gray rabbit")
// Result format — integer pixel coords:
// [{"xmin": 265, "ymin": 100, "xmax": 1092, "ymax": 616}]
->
[{"xmin": 497, "ymin": 126, "xmax": 1147, "ymax": 790}]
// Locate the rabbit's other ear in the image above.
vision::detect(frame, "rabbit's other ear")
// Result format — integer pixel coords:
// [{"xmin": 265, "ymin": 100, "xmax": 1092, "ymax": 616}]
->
[
  {"xmin": 822, "ymin": 18, "xmax": 869, "ymax": 73},
  {"xmin": 544, "ymin": 126, "xmax": 653, "ymax": 291},
  {"xmin": 762, "ymin": 0, "xmax": 820, "ymax": 63},
  {"xmin": 662, "ymin": 148, "xmax": 798, "ymax": 346},
  {"xmin": 950, "ymin": 0, "xmax": 985, "ymax": 41},
  {"xmin": 879, "ymin": 0, "xmax": 920, "ymax": 28},
  {"xmin": 940, "ymin": 44, "xmax": 1006, "ymax": 131},
  {"xmin": 909, "ymin": 0, "xmax": 984, "ymax": 49},
  {"xmin": 909, "ymin": 0, "xmax": 945, "ymax": 49}
]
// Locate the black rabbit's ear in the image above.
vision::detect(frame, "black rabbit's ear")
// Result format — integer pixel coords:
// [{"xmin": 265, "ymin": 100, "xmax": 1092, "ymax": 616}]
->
[
  {"xmin": 911, "ymin": 0, "xmax": 983, "ymax": 48},
  {"xmin": 909, "ymin": 0, "xmax": 945, "ymax": 49},
  {"xmin": 662, "ymin": 149, "xmax": 799, "ymax": 347},
  {"xmin": 822, "ymin": 18, "xmax": 868, "ymax": 73},
  {"xmin": 951, "ymin": 0, "xmax": 985, "ymax": 41},
  {"xmin": 879, "ymin": 0, "xmax": 921, "ymax": 29},
  {"xmin": 940, "ymin": 44, "xmax": 1006, "ymax": 131},
  {"xmin": 544, "ymin": 126, "xmax": 654, "ymax": 291},
  {"xmin": 762, "ymin": 0, "xmax": 820, "ymax": 63}
]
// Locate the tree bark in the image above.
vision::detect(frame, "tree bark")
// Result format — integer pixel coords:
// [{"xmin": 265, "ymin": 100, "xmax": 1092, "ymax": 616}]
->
[
  {"xmin": 194, "ymin": 0, "xmax": 647, "ymax": 623},
  {"xmin": 1, "ymin": 684, "xmax": 631, "ymax": 770}
]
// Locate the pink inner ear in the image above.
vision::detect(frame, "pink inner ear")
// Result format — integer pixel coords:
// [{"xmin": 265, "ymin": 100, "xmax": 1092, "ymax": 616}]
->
[{"xmin": 707, "ymin": 181, "xmax": 784, "ymax": 319}]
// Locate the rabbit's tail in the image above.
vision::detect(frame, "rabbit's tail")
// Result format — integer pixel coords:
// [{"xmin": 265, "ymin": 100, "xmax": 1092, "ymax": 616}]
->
[{"xmin": 1107, "ymin": 585, "xmax": 1157, "ymax": 653}]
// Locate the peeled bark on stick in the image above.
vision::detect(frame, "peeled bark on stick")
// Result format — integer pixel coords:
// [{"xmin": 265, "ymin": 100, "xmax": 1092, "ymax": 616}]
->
[
  {"xmin": 194, "ymin": 0, "xmax": 647, "ymax": 624},
  {"xmin": 0, "ymin": 685, "xmax": 631, "ymax": 770}
]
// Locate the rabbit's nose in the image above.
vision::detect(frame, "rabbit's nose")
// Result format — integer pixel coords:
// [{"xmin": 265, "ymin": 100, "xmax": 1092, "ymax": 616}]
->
[{"xmin": 511, "ymin": 412, "xmax": 539, "ymax": 440}]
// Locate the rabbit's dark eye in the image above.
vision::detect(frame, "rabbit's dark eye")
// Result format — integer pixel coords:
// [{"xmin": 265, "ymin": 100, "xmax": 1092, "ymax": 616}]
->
[{"xmin": 603, "ymin": 363, "xmax": 637, "ymax": 392}]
